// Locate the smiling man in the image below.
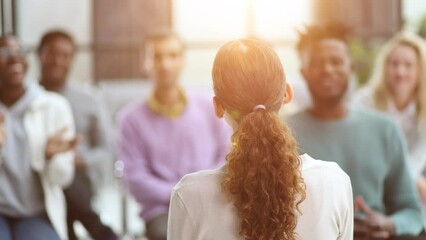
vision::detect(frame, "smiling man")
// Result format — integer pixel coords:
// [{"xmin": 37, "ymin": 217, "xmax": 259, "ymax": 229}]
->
[
  {"xmin": 286, "ymin": 24, "xmax": 425, "ymax": 240},
  {"xmin": 38, "ymin": 30, "xmax": 117, "ymax": 240}
]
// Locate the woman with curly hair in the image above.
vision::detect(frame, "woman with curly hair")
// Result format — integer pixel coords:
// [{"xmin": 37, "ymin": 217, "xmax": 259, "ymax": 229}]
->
[
  {"xmin": 167, "ymin": 38, "xmax": 353, "ymax": 240},
  {"xmin": 353, "ymin": 32, "xmax": 426, "ymax": 206}
]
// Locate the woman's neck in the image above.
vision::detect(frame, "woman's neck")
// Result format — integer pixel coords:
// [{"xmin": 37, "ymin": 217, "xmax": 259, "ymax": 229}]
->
[{"xmin": 391, "ymin": 91, "xmax": 415, "ymax": 111}]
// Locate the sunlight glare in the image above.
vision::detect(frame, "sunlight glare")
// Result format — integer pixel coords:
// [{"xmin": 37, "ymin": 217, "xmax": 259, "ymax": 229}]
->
[
  {"xmin": 253, "ymin": 0, "xmax": 311, "ymax": 40},
  {"xmin": 174, "ymin": 0, "xmax": 246, "ymax": 42}
]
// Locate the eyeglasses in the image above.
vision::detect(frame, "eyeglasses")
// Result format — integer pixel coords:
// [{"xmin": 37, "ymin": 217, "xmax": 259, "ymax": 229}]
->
[{"xmin": 0, "ymin": 48, "xmax": 29, "ymax": 60}]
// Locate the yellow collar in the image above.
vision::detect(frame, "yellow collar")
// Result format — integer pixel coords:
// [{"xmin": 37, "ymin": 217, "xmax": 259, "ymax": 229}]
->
[{"xmin": 148, "ymin": 89, "xmax": 187, "ymax": 119}]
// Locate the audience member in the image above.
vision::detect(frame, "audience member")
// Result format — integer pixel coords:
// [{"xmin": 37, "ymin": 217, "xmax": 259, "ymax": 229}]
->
[
  {"xmin": 118, "ymin": 31, "xmax": 231, "ymax": 240},
  {"xmin": 0, "ymin": 35, "xmax": 76, "ymax": 240},
  {"xmin": 353, "ymin": 32, "xmax": 426, "ymax": 207},
  {"xmin": 38, "ymin": 30, "xmax": 117, "ymax": 240}
]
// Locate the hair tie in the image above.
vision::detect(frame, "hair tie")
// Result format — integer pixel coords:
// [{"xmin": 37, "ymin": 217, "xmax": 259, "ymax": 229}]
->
[{"xmin": 253, "ymin": 104, "xmax": 266, "ymax": 111}]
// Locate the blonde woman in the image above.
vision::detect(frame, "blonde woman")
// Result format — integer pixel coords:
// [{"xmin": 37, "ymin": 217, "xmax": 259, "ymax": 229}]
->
[
  {"xmin": 167, "ymin": 38, "xmax": 353, "ymax": 240},
  {"xmin": 353, "ymin": 32, "xmax": 426, "ymax": 205}
]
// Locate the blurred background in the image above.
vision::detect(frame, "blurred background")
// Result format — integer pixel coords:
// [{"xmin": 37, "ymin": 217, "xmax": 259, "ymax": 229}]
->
[
  {"xmin": 2, "ymin": 0, "xmax": 426, "ymax": 115},
  {"xmin": 4, "ymin": 0, "xmax": 426, "ymax": 85},
  {"xmin": 2, "ymin": 0, "xmax": 426, "ymax": 239}
]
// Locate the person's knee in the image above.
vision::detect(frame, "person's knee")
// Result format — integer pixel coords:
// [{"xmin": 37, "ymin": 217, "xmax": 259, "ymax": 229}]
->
[
  {"xmin": 146, "ymin": 229, "xmax": 167, "ymax": 240},
  {"xmin": 146, "ymin": 213, "xmax": 168, "ymax": 240},
  {"xmin": 14, "ymin": 215, "xmax": 60, "ymax": 240},
  {"xmin": 0, "ymin": 216, "xmax": 12, "ymax": 240}
]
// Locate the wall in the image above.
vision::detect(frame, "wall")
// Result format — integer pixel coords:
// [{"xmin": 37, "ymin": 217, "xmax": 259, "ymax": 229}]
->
[{"xmin": 17, "ymin": 0, "xmax": 93, "ymax": 84}]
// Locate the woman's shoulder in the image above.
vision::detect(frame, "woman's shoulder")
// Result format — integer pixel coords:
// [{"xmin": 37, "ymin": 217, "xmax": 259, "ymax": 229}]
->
[
  {"xmin": 173, "ymin": 166, "xmax": 226, "ymax": 196},
  {"xmin": 300, "ymin": 154, "xmax": 351, "ymax": 184}
]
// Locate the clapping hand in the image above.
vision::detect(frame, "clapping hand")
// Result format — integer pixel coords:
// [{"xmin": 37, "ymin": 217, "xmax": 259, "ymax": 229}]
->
[{"xmin": 45, "ymin": 127, "xmax": 79, "ymax": 160}]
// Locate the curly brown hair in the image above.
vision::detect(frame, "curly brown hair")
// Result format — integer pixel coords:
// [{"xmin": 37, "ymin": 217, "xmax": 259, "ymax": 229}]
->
[{"xmin": 212, "ymin": 38, "xmax": 306, "ymax": 240}]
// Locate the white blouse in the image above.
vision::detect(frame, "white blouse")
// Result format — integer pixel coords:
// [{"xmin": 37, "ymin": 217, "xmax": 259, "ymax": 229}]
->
[{"xmin": 168, "ymin": 154, "xmax": 353, "ymax": 240}]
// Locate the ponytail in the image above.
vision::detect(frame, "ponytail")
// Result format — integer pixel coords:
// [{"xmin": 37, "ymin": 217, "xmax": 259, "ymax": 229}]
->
[
  {"xmin": 212, "ymin": 38, "xmax": 306, "ymax": 239},
  {"xmin": 222, "ymin": 109, "xmax": 305, "ymax": 240}
]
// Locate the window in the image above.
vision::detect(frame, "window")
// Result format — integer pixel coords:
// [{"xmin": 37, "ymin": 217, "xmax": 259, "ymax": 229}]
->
[
  {"xmin": 172, "ymin": 0, "xmax": 311, "ymax": 89},
  {"xmin": 174, "ymin": 0, "xmax": 311, "ymax": 43}
]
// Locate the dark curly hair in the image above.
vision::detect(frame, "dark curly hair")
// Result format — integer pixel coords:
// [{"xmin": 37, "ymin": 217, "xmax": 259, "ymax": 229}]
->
[
  {"xmin": 37, "ymin": 30, "xmax": 75, "ymax": 54},
  {"xmin": 296, "ymin": 23, "xmax": 352, "ymax": 55}
]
